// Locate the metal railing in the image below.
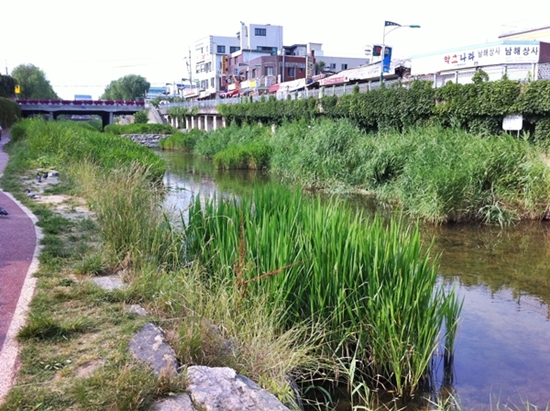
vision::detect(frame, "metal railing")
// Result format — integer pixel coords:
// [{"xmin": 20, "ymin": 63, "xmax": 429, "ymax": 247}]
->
[{"xmin": 162, "ymin": 79, "xmax": 400, "ymax": 110}]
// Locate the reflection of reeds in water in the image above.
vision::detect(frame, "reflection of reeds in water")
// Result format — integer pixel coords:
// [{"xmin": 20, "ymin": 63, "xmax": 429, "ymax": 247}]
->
[{"xmin": 185, "ymin": 185, "xmax": 462, "ymax": 398}]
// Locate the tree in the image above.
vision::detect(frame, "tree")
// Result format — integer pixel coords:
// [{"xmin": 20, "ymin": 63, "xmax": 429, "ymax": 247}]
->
[
  {"xmin": 11, "ymin": 64, "xmax": 59, "ymax": 99},
  {"xmin": 315, "ymin": 61, "xmax": 326, "ymax": 75},
  {"xmin": 101, "ymin": 74, "xmax": 150, "ymax": 101},
  {"xmin": 0, "ymin": 75, "xmax": 17, "ymax": 98}
]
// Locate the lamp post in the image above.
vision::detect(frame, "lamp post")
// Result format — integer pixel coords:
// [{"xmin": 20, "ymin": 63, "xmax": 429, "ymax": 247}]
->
[{"xmin": 379, "ymin": 21, "xmax": 420, "ymax": 84}]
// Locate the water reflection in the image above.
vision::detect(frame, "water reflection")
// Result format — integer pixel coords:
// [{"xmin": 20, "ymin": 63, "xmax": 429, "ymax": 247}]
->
[{"xmin": 158, "ymin": 151, "xmax": 550, "ymax": 410}]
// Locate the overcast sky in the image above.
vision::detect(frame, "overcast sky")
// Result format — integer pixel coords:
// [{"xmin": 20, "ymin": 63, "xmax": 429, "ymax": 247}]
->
[{"xmin": 2, "ymin": 0, "xmax": 548, "ymax": 99}]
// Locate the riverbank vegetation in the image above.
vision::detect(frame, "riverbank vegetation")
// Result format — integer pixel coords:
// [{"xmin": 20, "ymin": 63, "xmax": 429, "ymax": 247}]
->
[
  {"xmin": 186, "ymin": 186, "xmax": 461, "ymax": 398},
  {"xmin": 218, "ymin": 78, "xmax": 550, "ymax": 146},
  {"xmin": 3, "ymin": 119, "xmax": 548, "ymax": 410},
  {"xmin": 0, "ymin": 96, "xmax": 21, "ymax": 128},
  {"xmin": 160, "ymin": 119, "xmax": 550, "ymax": 225},
  {"xmin": 0, "ymin": 119, "xmax": 463, "ymax": 410}
]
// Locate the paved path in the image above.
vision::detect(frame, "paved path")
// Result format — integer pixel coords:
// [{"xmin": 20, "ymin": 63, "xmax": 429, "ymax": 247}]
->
[{"xmin": 0, "ymin": 131, "xmax": 41, "ymax": 403}]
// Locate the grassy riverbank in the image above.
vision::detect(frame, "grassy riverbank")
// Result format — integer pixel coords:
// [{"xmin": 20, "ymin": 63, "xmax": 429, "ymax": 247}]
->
[
  {"xmin": 3, "ymin": 119, "xmax": 545, "ymax": 410},
  {"xmin": 160, "ymin": 120, "xmax": 550, "ymax": 225}
]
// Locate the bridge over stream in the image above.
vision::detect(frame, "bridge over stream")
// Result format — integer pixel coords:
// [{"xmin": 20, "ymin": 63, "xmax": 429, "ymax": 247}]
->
[{"xmin": 17, "ymin": 99, "xmax": 145, "ymax": 128}]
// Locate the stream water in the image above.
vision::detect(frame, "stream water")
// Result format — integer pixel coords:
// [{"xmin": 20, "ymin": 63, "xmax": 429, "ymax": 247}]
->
[{"xmin": 160, "ymin": 151, "xmax": 550, "ymax": 410}]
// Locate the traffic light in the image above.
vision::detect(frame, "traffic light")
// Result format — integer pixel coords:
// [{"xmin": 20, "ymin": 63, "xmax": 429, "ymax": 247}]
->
[{"xmin": 372, "ymin": 45, "xmax": 391, "ymax": 57}]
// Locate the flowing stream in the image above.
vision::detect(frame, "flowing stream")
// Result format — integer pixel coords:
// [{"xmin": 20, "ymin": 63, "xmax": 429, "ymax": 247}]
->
[{"xmin": 160, "ymin": 151, "xmax": 550, "ymax": 410}]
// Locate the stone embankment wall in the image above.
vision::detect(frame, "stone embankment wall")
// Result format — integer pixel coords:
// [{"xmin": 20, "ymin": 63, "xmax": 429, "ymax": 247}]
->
[{"xmin": 120, "ymin": 134, "xmax": 165, "ymax": 148}]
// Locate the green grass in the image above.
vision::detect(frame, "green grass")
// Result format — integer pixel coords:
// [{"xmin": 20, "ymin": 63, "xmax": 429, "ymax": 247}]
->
[
  {"xmin": 185, "ymin": 185, "xmax": 461, "ymax": 398},
  {"xmin": 269, "ymin": 119, "xmax": 550, "ymax": 225},
  {"xmin": 159, "ymin": 129, "xmax": 206, "ymax": 152}
]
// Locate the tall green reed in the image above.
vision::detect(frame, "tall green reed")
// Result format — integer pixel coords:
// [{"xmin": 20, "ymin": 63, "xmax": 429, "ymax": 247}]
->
[
  {"xmin": 69, "ymin": 161, "xmax": 184, "ymax": 269},
  {"xmin": 185, "ymin": 185, "xmax": 461, "ymax": 397}
]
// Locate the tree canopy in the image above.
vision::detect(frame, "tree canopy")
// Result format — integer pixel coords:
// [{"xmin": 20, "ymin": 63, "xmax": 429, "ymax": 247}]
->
[
  {"xmin": 101, "ymin": 74, "xmax": 150, "ymax": 101},
  {"xmin": 0, "ymin": 75, "xmax": 17, "ymax": 98},
  {"xmin": 11, "ymin": 64, "xmax": 59, "ymax": 99}
]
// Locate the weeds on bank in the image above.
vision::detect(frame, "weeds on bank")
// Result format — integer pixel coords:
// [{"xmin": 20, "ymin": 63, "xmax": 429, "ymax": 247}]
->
[
  {"xmin": 176, "ymin": 118, "xmax": 550, "ymax": 225},
  {"xmin": 1, "ymin": 119, "xmax": 324, "ymax": 410}
]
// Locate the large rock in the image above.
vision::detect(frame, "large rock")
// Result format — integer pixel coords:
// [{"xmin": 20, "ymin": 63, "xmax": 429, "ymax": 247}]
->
[
  {"xmin": 128, "ymin": 323, "xmax": 178, "ymax": 376},
  {"xmin": 186, "ymin": 366, "xmax": 290, "ymax": 411}
]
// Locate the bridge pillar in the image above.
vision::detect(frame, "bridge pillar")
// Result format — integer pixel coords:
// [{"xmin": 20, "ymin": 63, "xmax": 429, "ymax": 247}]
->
[
  {"xmin": 109, "ymin": 113, "xmax": 114, "ymax": 125},
  {"xmin": 185, "ymin": 116, "xmax": 190, "ymax": 130},
  {"xmin": 49, "ymin": 111, "xmax": 54, "ymax": 121}
]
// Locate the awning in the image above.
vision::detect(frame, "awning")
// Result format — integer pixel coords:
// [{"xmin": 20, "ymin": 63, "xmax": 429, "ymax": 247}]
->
[
  {"xmin": 220, "ymin": 89, "xmax": 239, "ymax": 98},
  {"xmin": 319, "ymin": 60, "xmax": 411, "ymax": 86},
  {"xmin": 268, "ymin": 84, "xmax": 280, "ymax": 93},
  {"xmin": 276, "ymin": 78, "xmax": 307, "ymax": 94}
]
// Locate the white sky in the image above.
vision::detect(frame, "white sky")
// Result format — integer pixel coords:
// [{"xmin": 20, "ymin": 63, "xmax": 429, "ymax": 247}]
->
[{"xmin": 2, "ymin": 0, "xmax": 549, "ymax": 99}]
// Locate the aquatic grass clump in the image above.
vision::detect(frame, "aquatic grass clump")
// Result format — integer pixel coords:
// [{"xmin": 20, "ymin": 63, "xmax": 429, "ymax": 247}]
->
[
  {"xmin": 185, "ymin": 185, "xmax": 461, "ymax": 398},
  {"xmin": 193, "ymin": 123, "xmax": 271, "ymax": 159},
  {"xmin": 389, "ymin": 126, "xmax": 550, "ymax": 224},
  {"xmin": 270, "ymin": 119, "xmax": 365, "ymax": 188},
  {"xmin": 270, "ymin": 120, "xmax": 550, "ymax": 224},
  {"xmin": 159, "ymin": 129, "xmax": 206, "ymax": 152},
  {"xmin": 213, "ymin": 139, "xmax": 272, "ymax": 170}
]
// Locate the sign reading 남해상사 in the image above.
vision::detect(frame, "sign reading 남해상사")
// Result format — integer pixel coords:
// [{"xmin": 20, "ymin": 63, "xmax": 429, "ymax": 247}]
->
[{"xmin": 411, "ymin": 40, "xmax": 541, "ymax": 76}]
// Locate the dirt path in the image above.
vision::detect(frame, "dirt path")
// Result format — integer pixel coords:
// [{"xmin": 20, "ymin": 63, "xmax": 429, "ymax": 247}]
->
[{"xmin": 0, "ymin": 131, "xmax": 41, "ymax": 403}]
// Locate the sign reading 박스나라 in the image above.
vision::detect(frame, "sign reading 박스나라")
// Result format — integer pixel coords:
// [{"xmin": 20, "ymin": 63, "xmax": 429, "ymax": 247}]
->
[{"xmin": 411, "ymin": 41, "xmax": 540, "ymax": 76}]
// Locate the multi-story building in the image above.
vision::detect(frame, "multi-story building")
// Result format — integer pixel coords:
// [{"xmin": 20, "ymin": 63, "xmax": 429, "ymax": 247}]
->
[{"xmin": 189, "ymin": 22, "xmax": 368, "ymax": 99}]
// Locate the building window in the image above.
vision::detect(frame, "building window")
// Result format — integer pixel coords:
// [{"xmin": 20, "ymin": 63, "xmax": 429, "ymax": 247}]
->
[
  {"xmin": 287, "ymin": 67, "xmax": 296, "ymax": 77},
  {"xmin": 341, "ymin": 63, "xmax": 348, "ymax": 70},
  {"xmin": 230, "ymin": 46, "xmax": 240, "ymax": 53},
  {"xmin": 210, "ymin": 77, "xmax": 215, "ymax": 88},
  {"xmin": 265, "ymin": 66, "xmax": 274, "ymax": 76},
  {"xmin": 217, "ymin": 45, "xmax": 226, "ymax": 53},
  {"xmin": 255, "ymin": 28, "xmax": 267, "ymax": 36},
  {"xmin": 257, "ymin": 46, "xmax": 277, "ymax": 55},
  {"xmin": 329, "ymin": 63, "xmax": 336, "ymax": 69}
]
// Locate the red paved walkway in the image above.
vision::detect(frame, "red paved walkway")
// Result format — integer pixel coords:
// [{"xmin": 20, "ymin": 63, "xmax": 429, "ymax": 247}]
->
[{"xmin": 0, "ymin": 130, "xmax": 39, "ymax": 402}]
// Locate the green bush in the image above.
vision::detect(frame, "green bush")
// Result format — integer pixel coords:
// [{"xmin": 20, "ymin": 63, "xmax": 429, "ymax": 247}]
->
[
  {"xmin": 159, "ymin": 129, "xmax": 205, "ymax": 152},
  {"xmin": 133, "ymin": 110, "xmax": 149, "ymax": 124},
  {"xmin": 0, "ymin": 97, "xmax": 21, "ymax": 128}
]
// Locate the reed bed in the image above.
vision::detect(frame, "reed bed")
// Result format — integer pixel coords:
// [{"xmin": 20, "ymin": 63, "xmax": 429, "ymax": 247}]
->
[
  {"xmin": 185, "ymin": 185, "xmax": 461, "ymax": 397},
  {"xmin": 193, "ymin": 123, "xmax": 271, "ymax": 160},
  {"xmin": 269, "ymin": 120, "xmax": 550, "ymax": 225},
  {"xmin": 159, "ymin": 129, "xmax": 206, "ymax": 152}
]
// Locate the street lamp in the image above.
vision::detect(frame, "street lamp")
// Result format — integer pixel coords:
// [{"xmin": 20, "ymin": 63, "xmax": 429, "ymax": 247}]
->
[{"xmin": 379, "ymin": 21, "xmax": 420, "ymax": 84}]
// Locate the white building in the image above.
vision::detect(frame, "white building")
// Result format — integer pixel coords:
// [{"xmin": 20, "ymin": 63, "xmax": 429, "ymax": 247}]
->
[
  {"xmin": 189, "ymin": 22, "xmax": 368, "ymax": 99},
  {"xmin": 191, "ymin": 23, "xmax": 283, "ymax": 99}
]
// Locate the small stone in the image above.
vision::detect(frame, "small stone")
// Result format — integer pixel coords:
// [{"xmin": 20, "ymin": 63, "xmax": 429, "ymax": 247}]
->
[
  {"xmin": 92, "ymin": 275, "xmax": 124, "ymax": 291},
  {"xmin": 127, "ymin": 304, "xmax": 148, "ymax": 316},
  {"xmin": 129, "ymin": 323, "xmax": 178, "ymax": 376}
]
